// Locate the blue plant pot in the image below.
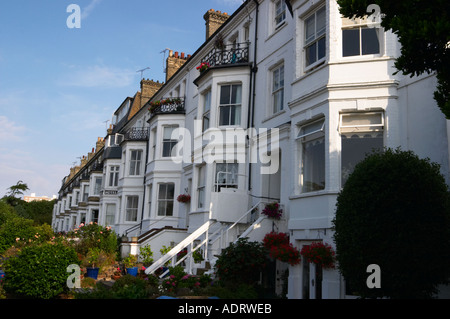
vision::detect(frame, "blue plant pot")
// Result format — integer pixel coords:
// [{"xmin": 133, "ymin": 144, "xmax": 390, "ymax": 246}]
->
[
  {"xmin": 86, "ymin": 267, "xmax": 99, "ymax": 280},
  {"xmin": 127, "ymin": 267, "xmax": 138, "ymax": 277},
  {"xmin": 0, "ymin": 270, "xmax": 5, "ymax": 282}
]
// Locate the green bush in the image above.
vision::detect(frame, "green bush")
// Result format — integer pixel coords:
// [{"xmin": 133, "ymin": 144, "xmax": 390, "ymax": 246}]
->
[
  {"xmin": 214, "ymin": 237, "xmax": 268, "ymax": 285},
  {"xmin": 69, "ymin": 222, "xmax": 118, "ymax": 256},
  {"xmin": 333, "ymin": 148, "xmax": 450, "ymax": 298},
  {"xmin": 3, "ymin": 242, "xmax": 79, "ymax": 299},
  {"xmin": 0, "ymin": 216, "xmax": 36, "ymax": 255}
]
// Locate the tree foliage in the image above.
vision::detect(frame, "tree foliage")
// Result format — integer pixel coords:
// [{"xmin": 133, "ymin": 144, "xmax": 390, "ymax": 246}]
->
[
  {"xmin": 337, "ymin": 0, "xmax": 450, "ymax": 118},
  {"xmin": 333, "ymin": 148, "xmax": 450, "ymax": 298}
]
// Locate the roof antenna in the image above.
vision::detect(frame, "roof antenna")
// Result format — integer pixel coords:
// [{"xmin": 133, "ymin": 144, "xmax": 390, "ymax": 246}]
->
[
  {"xmin": 137, "ymin": 67, "xmax": 150, "ymax": 79},
  {"xmin": 160, "ymin": 48, "xmax": 170, "ymax": 74}
]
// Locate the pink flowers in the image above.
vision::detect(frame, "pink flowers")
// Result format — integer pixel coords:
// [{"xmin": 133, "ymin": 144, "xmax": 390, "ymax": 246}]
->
[
  {"xmin": 196, "ymin": 62, "xmax": 210, "ymax": 72},
  {"xmin": 261, "ymin": 202, "xmax": 283, "ymax": 220}
]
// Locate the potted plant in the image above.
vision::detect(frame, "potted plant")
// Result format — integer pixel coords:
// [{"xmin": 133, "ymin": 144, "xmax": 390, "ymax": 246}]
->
[
  {"xmin": 177, "ymin": 194, "xmax": 191, "ymax": 203},
  {"xmin": 112, "ymin": 267, "xmax": 122, "ymax": 280},
  {"xmin": 193, "ymin": 249, "xmax": 204, "ymax": 264},
  {"xmin": 123, "ymin": 254, "xmax": 138, "ymax": 276},
  {"xmin": 269, "ymin": 243, "xmax": 301, "ymax": 266},
  {"xmin": 85, "ymin": 247, "xmax": 101, "ymax": 280},
  {"xmin": 139, "ymin": 244, "xmax": 154, "ymax": 267},
  {"xmin": 261, "ymin": 202, "xmax": 283, "ymax": 220},
  {"xmin": 300, "ymin": 242, "xmax": 336, "ymax": 269}
]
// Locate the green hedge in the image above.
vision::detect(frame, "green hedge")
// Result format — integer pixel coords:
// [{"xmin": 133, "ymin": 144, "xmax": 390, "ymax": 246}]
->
[{"xmin": 3, "ymin": 241, "xmax": 79, "ymax": 299}]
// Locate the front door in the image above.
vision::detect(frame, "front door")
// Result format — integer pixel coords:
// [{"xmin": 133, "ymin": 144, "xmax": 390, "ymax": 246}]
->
[{"xmin": 302, "ymin": 245, "xmax": 323, "ymax": 299}]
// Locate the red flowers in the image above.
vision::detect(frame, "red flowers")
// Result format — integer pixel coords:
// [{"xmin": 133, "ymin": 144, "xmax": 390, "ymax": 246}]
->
[
  {"xmin": 196, "ymin": 62, "xmax": 210, "ymax": 72},
  {"xmin": 261, "ymin": 202, "xmax": 283, "ymax": 220},
  {"xmin": 177, "ymin": 194, "xmax": 191, "ymax": 203},
  {"xmin": 300, "ymin": 242, "xmax": 336, "ymax": 269},
  {"xmin": 263, "ymin": 232, "xmax": 301, "ymax": 266}
]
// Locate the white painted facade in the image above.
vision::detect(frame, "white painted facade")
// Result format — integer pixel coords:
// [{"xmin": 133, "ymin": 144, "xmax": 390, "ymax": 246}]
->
[{"xmin": 52, "ymin": 0, "xmax": 449, "ymax": 298}]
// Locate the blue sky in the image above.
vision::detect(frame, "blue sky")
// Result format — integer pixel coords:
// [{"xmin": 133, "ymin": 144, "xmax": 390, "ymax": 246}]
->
[{"xmin": 0, "ymin": 0, "xmax": 243, "ymax": 198}]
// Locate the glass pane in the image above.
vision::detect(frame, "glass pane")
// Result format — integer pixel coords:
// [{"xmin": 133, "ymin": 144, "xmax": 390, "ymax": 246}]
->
[
  {"xmin": 157, "ymin": 202, "xmax": 166, "ymax": 216},
  {"xmin": 164, "ymin": 126, "xmax": 175, "ymax": 139},
  {"xmin": 341, "ymin": 134, "xmax": 383, "ymax": 185},
  {"xmin": 318, "ymin": 37, "xmax": 326, "ymax": 60},
  {"xmin": 231, "ymin": 85, "xmax": 242, "ymax": 104},
  {"xmin": 305, "ymin": 15, "xmax": 315, "ymax": 44},
  {"xmin": 158, "ymin": 184, "xmax": 167, "ymax": 199},
  {"xmin": 316, "ymin": 7, "xmax": 326, "ymax": 35},
  {"xmin": 273, "ymin": 68, "xmax": 280, "ymax": 91},
  {"xmin": 204, "ymin": 91, "xmax": 211, "ymax": 112},
  {"xmin": 232, "ymin": 105, "xmax": 241, "ymax": 125},
  {"xmin": 220, "ymin": 106, "xmax": 230, "ymax": 125},
  {"xmin": 306, "ymin": 43, "xmax": 316, "ymax": 66},
  {"xmin": 220, "ymin": 85, "xmax": 231, "ymax": 105},
  {"xmin": 341, "ymin": 113, "xmax": 382, "ymax": 126},
  {"xmin": 302, "ymin": 138, "xmax": 325, "ymax": 192},
  {"xmin": 361, "ymin": 27, "xmax": 380, "ymax": 55},
  {"xmin": 167, "ymin": 183, "xmax": 175, "ymax": 199},
  {"xmin": 342, "ymin": 29, "xmax": 360, "ymax": 57},
  {"xmin": 166, "ymin": 200, "xmax": 173, "ymax": 216}
]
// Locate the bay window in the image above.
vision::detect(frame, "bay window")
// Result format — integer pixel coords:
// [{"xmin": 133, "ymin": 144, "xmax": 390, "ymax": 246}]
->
[
  {"xmin": 157, "ymin": 183, "xmax": 175, "ymax": 216},
  {"xmin": 298, "ymin": 119, "xmax": 325, "ymax": 193},
  {"xmin": 340, "ymin": 112, "xmax": 384, "ymax": 185},
  {"xmin": 219, "ymin": 84, "xmax": 242, "ymax": 126},
  {"xmin": 305, "ymin": 6, "xmax": 326, "ymax": 67}
]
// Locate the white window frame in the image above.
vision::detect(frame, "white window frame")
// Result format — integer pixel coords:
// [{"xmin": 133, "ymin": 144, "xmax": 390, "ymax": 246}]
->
[
  {"xmin": 304, "ymin": 5, "xmax": 326, "ymax": 69},
  {"xmin": 105, "ymin": 203, "xmax": 116, "ymax": 226},
  {"xmin": 274, "ymin": 0, "xmax": 287, "ymax": 29},
  {"xmin": 218, "ymin": 84, "xmax": 242, "ymax": 127},
  {"xmin": 202, "ymin": 90, "xmax": 211, "ymax": 132},
  {"xmin": 214, "ymin": 162, "xmax": 239, "ymax": 192},
  {"xmin": 297, "ymin": 118, "xmax": 326, "ymax": 193},
  {"xmin": 162, "ymin": 126, "xmax": 179, "ymax": 158},
  {"xmin": 125, "ymin": 195, "xmax": 139, "ymax": 222},
  {"xmin": 157, "ymin": 183, "xmax": 175, "ymax": 217},
  {"xmin": 129, "ymin": 149, "xmax": 143, "ymax": 176},
  {"xmin": 272, "ymin": 64, "xmax": 285, "ymax": 114},
  {"xmin": 341, "ymin": 17, "xmax": 382, "ymax": 58},
  {"xmin": 109, "ymin": 165, "xmax": 119, "ymax": 187},
  {"xmin": 197, "ymin": 165, "xmax": 206, "ymax": 209}
]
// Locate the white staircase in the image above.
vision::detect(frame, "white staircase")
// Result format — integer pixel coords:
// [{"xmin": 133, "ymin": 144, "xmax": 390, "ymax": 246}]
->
[{"xmin": 144, "ymin": 200, "xmax": 283, "ymax": 278}]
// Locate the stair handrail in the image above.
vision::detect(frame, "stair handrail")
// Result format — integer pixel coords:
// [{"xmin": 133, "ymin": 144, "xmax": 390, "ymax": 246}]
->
[{"xmin": 144, "ymin": 219, "xmax": 215, "ymax": 275}]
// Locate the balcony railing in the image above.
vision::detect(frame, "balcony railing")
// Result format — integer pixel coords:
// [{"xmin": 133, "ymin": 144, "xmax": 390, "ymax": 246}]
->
[
  {"xmin": 200, "ymin": 42, "xmax": 250, "ymax": 69},
  {"xmin": 148, "ymin": 97, "xmax": 185, "ymax": 119},
  {"xmin": 124, "ymin": 128, "xmax": 149, "ymax": 141}
]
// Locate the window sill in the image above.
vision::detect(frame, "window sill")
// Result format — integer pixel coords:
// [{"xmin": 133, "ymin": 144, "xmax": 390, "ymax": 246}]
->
[
  {"xmin": 289, "ymin": 189, "xmax": 339, "ymax": 200},
  {"xmin": 265, "ymin": 21, "xmax": 288, "ymax": 43},
  {"xmin": 262, "ymin": 109, "xmax": 286, "ymax": 124}
]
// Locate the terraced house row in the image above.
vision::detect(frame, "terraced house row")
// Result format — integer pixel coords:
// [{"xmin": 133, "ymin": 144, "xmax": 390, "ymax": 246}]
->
[{"xmin": 52, "ymin": 0, "xmax": 450, "ymax": 298}]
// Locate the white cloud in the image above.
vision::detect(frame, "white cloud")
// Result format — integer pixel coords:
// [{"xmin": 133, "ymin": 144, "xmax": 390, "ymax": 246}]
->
[
  {"xmin": 0, "ymin": 116, "xmax": 26, "ymax": 142},
  {"xmin": 61, "ymin": 65, "xmax": 135, "ymax": 88},
  {"xmin": 82, "ymin": 0, "xmax": 103, "ymax": 19}
]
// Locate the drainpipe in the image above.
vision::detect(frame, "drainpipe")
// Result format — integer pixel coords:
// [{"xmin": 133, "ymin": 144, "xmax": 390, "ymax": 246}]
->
[{"xmin": 247, "ymin": 0, "xmax": 259, "ymax": 192}]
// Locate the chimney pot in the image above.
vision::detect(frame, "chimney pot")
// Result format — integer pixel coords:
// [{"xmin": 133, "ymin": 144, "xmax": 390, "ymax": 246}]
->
[{"xmin": 181, "ymin": 52, "xmax": 185, "ymax": 59}]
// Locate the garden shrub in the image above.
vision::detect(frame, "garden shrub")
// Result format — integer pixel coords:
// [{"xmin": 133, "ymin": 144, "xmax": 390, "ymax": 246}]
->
[
  {"xmin": 333, "ymin": 148, "xmax": 450, "ymax": 298},
  {"xmin": 69, "ymin": 222, "xmax": 118, "ymax": 256},
  {"xmin": 0, "ymin": 216, "xmax": 37, "ymax": 255},
  {"xmin": 214, "ymin": 237, "xmax": 268, "ymax": 285},
  {"xmin": 3, "ymin": 241, "xmax": 79, "ymax": 299}
]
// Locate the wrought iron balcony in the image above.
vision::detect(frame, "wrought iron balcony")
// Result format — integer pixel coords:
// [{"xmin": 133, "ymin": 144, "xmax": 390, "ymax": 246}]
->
[
  {"xmin": 200, "ymin": 42, "xmax": 250, "ymax": 69},
  {"xmin": 124, "ymin": 127, "xmax": 150, "ymax": 141},
  {"xmin": 148, "ymin": 97, "xmax": 185, "ymax": 119}
]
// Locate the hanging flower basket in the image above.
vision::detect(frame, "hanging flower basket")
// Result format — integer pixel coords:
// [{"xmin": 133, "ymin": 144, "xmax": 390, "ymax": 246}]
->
[
  {"xmin": 300, "ymin": 242, "xmax": 336, "ymax": 269},
  {"xmin": 261, "ymin": 202, "xmax": 283, "ymax": 220},
  {"xmin": 177, "ymin": 194, "xmax": 191, "ymax": 203},
  {"xmin": 263, "ymin": 232, "xmax": 289, "ymax": 250},
  {"xmin": 269, "ymin": 243, "xmax": 301, "ymax": 266},
  {"xmin": 196, "ymin": 62, "xmax": 210, "ymax": 73},
  {"xmin": 263, "ymin": 232, "xmax": 300, "ymax": 266}
]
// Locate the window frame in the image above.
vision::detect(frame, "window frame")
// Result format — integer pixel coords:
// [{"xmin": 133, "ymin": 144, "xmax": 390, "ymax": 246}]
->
[
  {"xmin": 125, "ymin": 195, "xmax": 139, "ymax": 222},
  {"xmin": 157, "ymin": 183, "xmax": 175, "ymax": 217},
  {"xmin": 339, "ymin": 112, "xmax": 385, "ymax": 187},
  {"xmin": 129, "ymin": 149, "xmax": 143, "ymax": 176},
  {"xmin": 342, "ymin": 17, "xmax": 382, "ymax": 57},
  {"xmin": 272, "ymin": 64, "xmax": 285, "ymax": 114},
  {"xmin": 109, "ymin": 165, "xmax": 119, "ymax": 187},
  {"xmin": 214, "ymin": 162, "xmax": 239, "ymax": 192},
  {"xmin": 162, "ymin": 125, "xmax": 179, "ymax": 158},
  {"xmin": 218, "ymin": 84, "xmax": 242, "ymax": 127},
  {"xmin": 297, "ymin": 118, "xmax": 326, "ymax": 193},
  {"xmin": 304, "ymin": 5, "xmax": 326, "ymax": 69},
  {"xmin": 274, "ymin": 0, "xmax": 287, "ymax": 29},
  {"xmin": 202, "ymin": 90, "xmax": 211, "ymax": 132}
]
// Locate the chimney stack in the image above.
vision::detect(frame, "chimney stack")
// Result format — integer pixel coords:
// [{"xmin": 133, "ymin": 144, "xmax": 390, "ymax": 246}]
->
[
  {"xmin": 204, "ymin": 9, "xmax": 229, "ymax": 40},
  {"xmin": 140, "ymin": 79, "xmax": 163, "ymax": 107},
  {"xmin": 166, "ymin": 49, "xmax": 190, "ymax": 82}
]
